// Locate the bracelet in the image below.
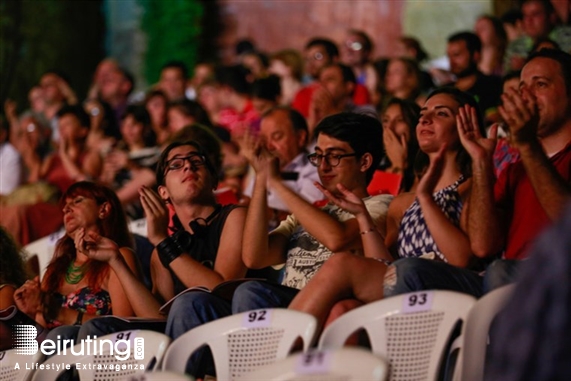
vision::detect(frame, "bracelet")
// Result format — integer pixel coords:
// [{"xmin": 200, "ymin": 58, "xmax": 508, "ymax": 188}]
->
[
  {"xmin": 156, "ymin": 236, "xmax": 184, "ymax": 268},
  {"xmin": 360, "ymin": 228, "xmax": 377, "ymax": 235}
]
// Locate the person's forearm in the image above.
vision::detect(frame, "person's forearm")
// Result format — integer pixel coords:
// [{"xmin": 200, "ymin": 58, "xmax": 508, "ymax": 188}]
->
[
  {"xmin": 108, "ymin": 255, "xmax": 162, "ymax": 318},
  {"xmin": 517, "ymin": 140, "xmax": 571, "ymax": 220},
  {"xmin": 355, "ymin": 212, "xmax": 391, "ymax": 261},
  {"xmin": 168, "ymin": 254, "xmax": 226, "ymax": 290},
  {"xmin": 242, "ymin": 172, "xmax": 273, "ymax": 268},
  {"xmin": 417, "ymin": 194, "xmax": 472, "ymax": 267},
  {"xmin": 468, "ymin": 158, "xmax": 505, "ymax": 257},
  {"xmin": 269, "ymin": 177, "xmax": 355, "ymax": 252}
]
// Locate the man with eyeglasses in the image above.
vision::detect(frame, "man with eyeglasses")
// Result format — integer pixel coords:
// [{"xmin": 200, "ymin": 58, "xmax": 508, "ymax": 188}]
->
[
  {"xmin": 232, "ymin": 112, "xmax": 393, "ymax": 314},
  {"xmin": 138, "ymin": 141, "xmax": 249, "ymax": 345}
]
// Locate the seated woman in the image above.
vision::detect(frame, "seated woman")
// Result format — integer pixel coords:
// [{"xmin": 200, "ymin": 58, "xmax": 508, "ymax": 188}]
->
[
  {"xmin": 289, "ymin": 87, "xmax": 483, "ymax": 328},
  {"xmin": 379, "ymin": 98, "xmax": 421, "ymax": 192},
  {"xmin": 13, "ymin": 181, "xmax": 159, "ymax": 340},
  {"xmin": 384, "ymin": 57, "xmax": 426, "ymax": 106},
  {"xmin": 99, "ymin": 105, "xmax": 159, "ymax": 219}
]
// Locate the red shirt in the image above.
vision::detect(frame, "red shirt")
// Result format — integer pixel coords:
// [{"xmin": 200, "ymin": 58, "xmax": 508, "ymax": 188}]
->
[
  {"xmin": 217, "ymin": 100, "xmax": 260, "ymax": 134},
  {"xmin": 495, "ymin": 141, "xmax": 571, "ymax": 259},
  {"xmin": 291, "ymin": 82, "xmax": 371, "ymax": 118}
]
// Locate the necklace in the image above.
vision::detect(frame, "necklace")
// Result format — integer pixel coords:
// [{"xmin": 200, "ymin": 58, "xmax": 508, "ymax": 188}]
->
[{"xmin": 65, "ymin": 262, "xmax": 87, "ymax": 284}]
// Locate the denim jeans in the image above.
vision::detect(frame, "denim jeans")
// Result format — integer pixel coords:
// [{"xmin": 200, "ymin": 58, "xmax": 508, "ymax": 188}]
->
[
  {"xmin": 231, "ymin": 281, "xmax": 300, "ymax": 313},
  {"xmin": 383, "ymin": 258, "xmax": 485, "ymax": 298},
  {"xmin": 165, "ymin": 292, "xmax": 232, "ymax": 378},
  {"xmin": 482, "ymin": 259, "xmax": 521, "ymax": 292}
]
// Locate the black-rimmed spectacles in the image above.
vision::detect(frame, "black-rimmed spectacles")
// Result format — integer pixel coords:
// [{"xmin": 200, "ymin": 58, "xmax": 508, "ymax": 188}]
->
[
  {"xmin": 307, "ymin": 152, "xmax": 357, "ymax": 167},
  {"xmin": 164, "ymin": 154, "xmax": 207, "ymax": 174}
]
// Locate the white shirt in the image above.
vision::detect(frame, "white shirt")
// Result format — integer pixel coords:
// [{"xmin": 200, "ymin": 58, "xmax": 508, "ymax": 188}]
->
[
  {"xmin": 244, "ymin": 152, "xmax": 323, "ymax": 212},
  {"xmin": 0, "ymin": 142, "xmax": 23, "ymax": 195}
]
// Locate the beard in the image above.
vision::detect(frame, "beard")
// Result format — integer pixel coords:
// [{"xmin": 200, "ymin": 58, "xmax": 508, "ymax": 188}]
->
[{"xmin": 454, "ymin": 63, "xmax": 478, "ymax": 79}]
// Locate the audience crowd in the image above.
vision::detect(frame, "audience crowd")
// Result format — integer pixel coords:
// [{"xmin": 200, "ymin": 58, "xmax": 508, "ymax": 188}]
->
[{"xmin": 1, "ymin": 0, "xmax": 570, "ymax": 379}]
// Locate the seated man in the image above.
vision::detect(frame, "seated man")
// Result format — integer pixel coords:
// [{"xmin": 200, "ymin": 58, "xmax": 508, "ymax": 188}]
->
[
  {"xmin": 233, "ymin": 112, "xmax": 392, "ymax": 312},
  {"xmin": 76, "ymin": 140, "xmax": 248, "ymax": 342},
  {"xmin": 384, "ymin": 49, "xmax": 571, "ymax": 297},
  {"xmin": 242, "ymin": 106, "xmax": 323, "ymax": 227}
]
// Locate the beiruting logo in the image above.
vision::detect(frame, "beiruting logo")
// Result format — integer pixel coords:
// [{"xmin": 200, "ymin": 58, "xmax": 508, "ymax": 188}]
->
[{"xmin": 11, "ymin": 325, "xmax": 145, "ymax": 372}]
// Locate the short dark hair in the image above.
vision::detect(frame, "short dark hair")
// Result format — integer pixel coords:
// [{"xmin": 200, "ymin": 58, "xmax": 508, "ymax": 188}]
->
[
  {"xmin": 526, "ymin": 48, "xmax": 571, "ymax": 95},
  {"xmin": 448, "ymin": 31, "xmax": 482, "ymax": 55},
  {"xmin": 56, "ymin": 104, "xmax": 90, "ymax": 129},
  {"xmin": 215, "ymin": 65, "xmax": 251, "ymax": 95},
  {"xmin": 501, "ymin": 8, "xmax": 523, "ymax": 25},
  {"xmin": 161, "ymin": 61, "xmax": 189, "ymax": 79},
  {"xmin": 502, "ymin": 70, "xmax": 521, "ymax": 86},
  {"xmin": 322, "ymin": 63, "xmax": 356, "ymax": 84},
  {"xmin": 252, "ymin": 75, "xmax": 281, "ymax": 102},
  {"xmin": 156, "ymin": 140, "xmax": 218, "ymax": 188},
  {"xmin": 313, "ymin": 113, "xmax": 383, "ymax": 184},
  {"xmin": 305, "ymin": 38, "xmax": 339, "ymax": 60}
]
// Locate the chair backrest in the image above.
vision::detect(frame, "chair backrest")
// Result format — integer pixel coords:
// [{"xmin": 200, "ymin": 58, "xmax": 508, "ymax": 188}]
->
[
  {"xmin": 0, "ymin": 348, "xmax": 44, "ymax": 381},
  {"xmin": 319, "ymin": 290, "xmax": 476, "ymax": 381},
  {"xmin": 22, "ymin": 229, "xmax": 64, "ymax": 280},
  {"xmin": 454, "ymin": 284, "xmax": 515, "ymax": 381},
  {"xmin": 122, "ymin": 371, "xmax": 194, "ymax": 381},
  {"xmin": 162, "ymin": 308, "xmax": 317, "ymax": 380},
  {"xmin": 367, "ymin": 170, "xmax": 403, "ymax": 197},
  {"xmin": 239, "ymin": 347, "xmax": 389, "ymax": 381},
  {"xmin": 30, "ymin": 329, "xmax": 171, "ymax": 381}
]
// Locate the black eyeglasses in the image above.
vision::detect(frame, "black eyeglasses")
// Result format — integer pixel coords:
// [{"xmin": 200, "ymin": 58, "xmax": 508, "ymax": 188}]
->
[
  {"xmin": 307, "ymin": 152, "xmax": 357, "ymax": 167},
  {"xmin": 164, "ymin": 154, "xmax": 207, "ymax": 174}
]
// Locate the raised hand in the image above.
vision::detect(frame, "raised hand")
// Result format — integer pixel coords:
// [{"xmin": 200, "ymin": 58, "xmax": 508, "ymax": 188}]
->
[
  {"xmin": 75, "ymin": 228, "xmax": 121, "ymax": 263},
  {"xmin": 13, "ymin": 277, "xmax": 41, "ymax": 317},
  {"xmin": 457, "ymin": 104, "xmax": 497, "ymax": 161},
  {"xmin": 416, "ymin": 144, "xmax": 447, "ymax": 199},
  {"xmin": 315, "ymin": 182, "xmax": 368, "ymax": 217},
  {"xmin": 498, "ymin": 86, "xmax": 539, "ymax": 147},
  {"xmin": 237, "ymin": 127, "xmax": 264, "ymax": 171},
  {"xmin": 383, "ymin": 126, "xmax": 408, "ymax": 170},
  {"xmin": 139, "ymin": 186, "xmax": 170, "ymax": 246}
]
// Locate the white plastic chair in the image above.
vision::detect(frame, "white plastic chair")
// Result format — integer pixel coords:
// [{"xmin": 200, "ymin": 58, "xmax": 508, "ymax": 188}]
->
[
  {"xmin": 239, "ymin": 347, "xmax": 389, "ymax": 381},
  {"xmin": 0, "ymin": 348, "xmax": 44, "ymax": 381},
  {"xmin": 31, "ymin": 329, "xmax": 171, "ymax": 381},
  {"xmin": 22, "ymin": 229, "xmax": 64, "ymax": 280},
  {"xmin": 162, "ymin": 308, "xmax": 318, "ymax": 380},
  {"xmin": 122, "ymin": 371, "xmax": 194, "ymax": 380},
  {"xmin": 319, "ymin": 290, "xmax": 476, "ymax": 381},
  {"xmin": 453, "ymin": 284, "xmax": 515, "ymax": 381}
]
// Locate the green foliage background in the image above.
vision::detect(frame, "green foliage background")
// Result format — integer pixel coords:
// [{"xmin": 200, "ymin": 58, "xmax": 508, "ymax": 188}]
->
[
  {"xmin": 138, "ymin": 0, "xmax": 206, "ymax": 85},
  {"xmin": 0, "ymin": 0, "xmax": 105, "ymax": 112}
]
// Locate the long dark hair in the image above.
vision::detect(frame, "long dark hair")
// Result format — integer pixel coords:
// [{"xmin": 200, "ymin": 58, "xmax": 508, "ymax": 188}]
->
[{"xmin": 42, "ymin": 182, "xmax": 133, "ymax": 318}]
